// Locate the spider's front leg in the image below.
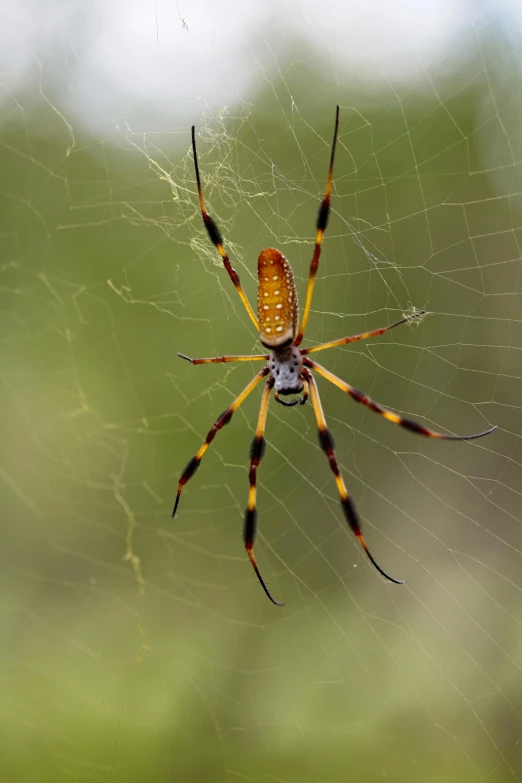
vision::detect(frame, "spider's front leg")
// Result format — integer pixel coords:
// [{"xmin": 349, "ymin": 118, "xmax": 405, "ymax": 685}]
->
[
  {"xmin": 243, "ymin": 377, "xmax": 284, "ymax": 606},
  {"xmin": 173, "ymin": 366, "xmax": 269, "ymax": 517},
  {"xmin": 303, "ymin": 358, "xmax": 496, "ymax": 441},
  {"xmin": 303, "ymin": 368, "xmax": 404, "ymax": 584}
]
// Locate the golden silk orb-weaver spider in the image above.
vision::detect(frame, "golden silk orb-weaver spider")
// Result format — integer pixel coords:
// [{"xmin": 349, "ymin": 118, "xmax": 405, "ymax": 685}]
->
[{"xmin": 173, "ymin": 106, "xmax": 497, "ymax": 605}]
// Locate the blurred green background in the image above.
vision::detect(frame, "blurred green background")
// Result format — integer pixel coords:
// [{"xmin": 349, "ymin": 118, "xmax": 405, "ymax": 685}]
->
[{"xmin": 2, "ymin": 6, "xmax": 522, "ymax": 782}]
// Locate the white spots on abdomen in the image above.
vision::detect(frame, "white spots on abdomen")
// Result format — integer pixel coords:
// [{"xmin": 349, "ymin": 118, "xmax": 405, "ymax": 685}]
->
[{"xmin": 257, "ymin": 248, "xmax": 299, "ymax": 349}]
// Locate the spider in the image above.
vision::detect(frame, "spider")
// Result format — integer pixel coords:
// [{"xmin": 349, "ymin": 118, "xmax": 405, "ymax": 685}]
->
[{"xmin": 173, "ymin": 106, "xmax": 496, "ymax": 605}]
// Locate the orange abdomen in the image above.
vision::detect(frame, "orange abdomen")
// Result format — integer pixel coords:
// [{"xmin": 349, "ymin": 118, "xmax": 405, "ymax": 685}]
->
[{"xmin": 257, "ymin": 248, "xmax": 298, "ymax": 349}]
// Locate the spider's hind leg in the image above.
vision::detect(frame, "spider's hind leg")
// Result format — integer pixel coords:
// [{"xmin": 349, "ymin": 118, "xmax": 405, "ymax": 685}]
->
[{"xmin": 191, "ymin": 125, "xmax": 259, "ymax": 331}]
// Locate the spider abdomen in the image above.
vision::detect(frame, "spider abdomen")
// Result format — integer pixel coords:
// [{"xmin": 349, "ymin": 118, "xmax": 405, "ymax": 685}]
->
[
  {"xmin": 258, "ymin": 248, "xmax": 298, "ymax": 348},
  {"xmin": 269, "ymin": 345, "xmax": 303, "ymax": 395}
]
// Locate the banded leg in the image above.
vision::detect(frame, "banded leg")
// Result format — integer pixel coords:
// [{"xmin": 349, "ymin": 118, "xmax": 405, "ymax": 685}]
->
[
  {"xmin": 303, "ymin": 358, "xmax": 496, "ymax": 440},
  {"xmin": 192, "ymin": 126, "xmax": 259, "ymax": 330},
  {"xmin": 294, "ymin": 105, "xmax": 340, "ymax": 346},
  {"xmin": 173, "ymin": 366, "xmax": 270, "ymax": 517},
  {"xmin": 243, "ymin": 378, "xmax": 284, "ymax": 605},
  {"xmin": 300, "ymin": 310, "xmax": 426, "ymax": 356},
  {"xmin": 303, "ymin": 369, "xmax": 402, "ymax": 583},
  {"xmin": 179, "ymin": 352, "xmax": 269, "ymax": 365}
]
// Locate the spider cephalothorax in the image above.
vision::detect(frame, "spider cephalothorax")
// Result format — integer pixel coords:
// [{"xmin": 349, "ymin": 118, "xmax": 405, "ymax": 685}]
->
[
  {"xmin": 269, "ymin": 344, "xmax": 304, "ymax": 398},
  {"xmin": 174, "ymin": 106, "xmax": 497, "ymax": 605}
]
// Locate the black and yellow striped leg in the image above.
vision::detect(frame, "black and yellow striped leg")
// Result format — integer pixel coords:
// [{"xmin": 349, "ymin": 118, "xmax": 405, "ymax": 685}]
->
[
  {"xmin": 302, "ymin": 369, "xmax": 403, "ymax": 584},
  {"xmin": 300, "ymin": 310, "xmax": 426, "ymax": 356},
  {"xmin": 178, "ymin": 352, "xmax": 269, "ymax": 365},
  {"xmin": 295, "ymin": 105, "xmax": 340, "ymax": 346},
  {"xmin": 173, "ymin": 366, "xmax": 270, "ymax": 517},
  {"xmin": 191, "ymin": 126, "xmax": 259, "ymax": 331},
  {"xmin": 243, "ymin": 377, "xmax": 283, "ymax": 606},
  {"xmin": 303, "ymin": 358, "xmax": 497, "ymax": 441}
]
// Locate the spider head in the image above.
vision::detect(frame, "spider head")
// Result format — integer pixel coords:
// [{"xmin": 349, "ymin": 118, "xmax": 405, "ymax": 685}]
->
[
  {"xmin": 269, "ymin": 345, "xmax": 303, "ymax": 395},
  {"xmin": 257, "ymin": 248, "xmax": 298, "ymax": 349}
]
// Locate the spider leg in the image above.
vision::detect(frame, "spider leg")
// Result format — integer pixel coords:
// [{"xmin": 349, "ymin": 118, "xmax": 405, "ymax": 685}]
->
[
  {"xmin": 294, "ymin": 106, "xmax": 340, "ymax": 347},
  {"xmin": 179, "ymin": 352, "xmax": 269, "ymax": 365},
  {"xmin": 173, "ymin": 366, "xmax": 269, "ymax": 517},
  {"xmin": 303, "ymin": 358, "xmax": 497, "ymax": 440},
  {"xmin": 244, "ymin": 377, "xmax": 284, "ymax": 606},
  {"xmin": 191, "ymin": 126, "xmax": 259, "ymax": 331},
  {"xmin": 300, "ymin": 310, "xmax": 426, "ymax": 356},
  {"xmin": 303, "ymin": 369, "xmax": 403, "ymax": 584}
]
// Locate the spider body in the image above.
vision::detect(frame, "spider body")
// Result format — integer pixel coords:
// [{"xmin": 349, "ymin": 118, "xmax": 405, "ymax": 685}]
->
[
  {"xmin": 174, "ymin": 107, "xmax": 497, "ymax": 605},
  {"xmin": 258, "ymin": 248, "xmax": 298, "ymax": 349},
  {"xmin": 269, "ymin": 344, "xmax": 303, "ymax": 398},
  {"xmin": 259, "ymin": 248, "xmax": 304, "ymax": 400}
]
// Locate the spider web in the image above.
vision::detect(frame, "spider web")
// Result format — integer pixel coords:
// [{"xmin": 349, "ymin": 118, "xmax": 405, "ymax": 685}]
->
[{"xmin": 2, "ymin": 2, "xmax": 522, "ymax": 781}]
